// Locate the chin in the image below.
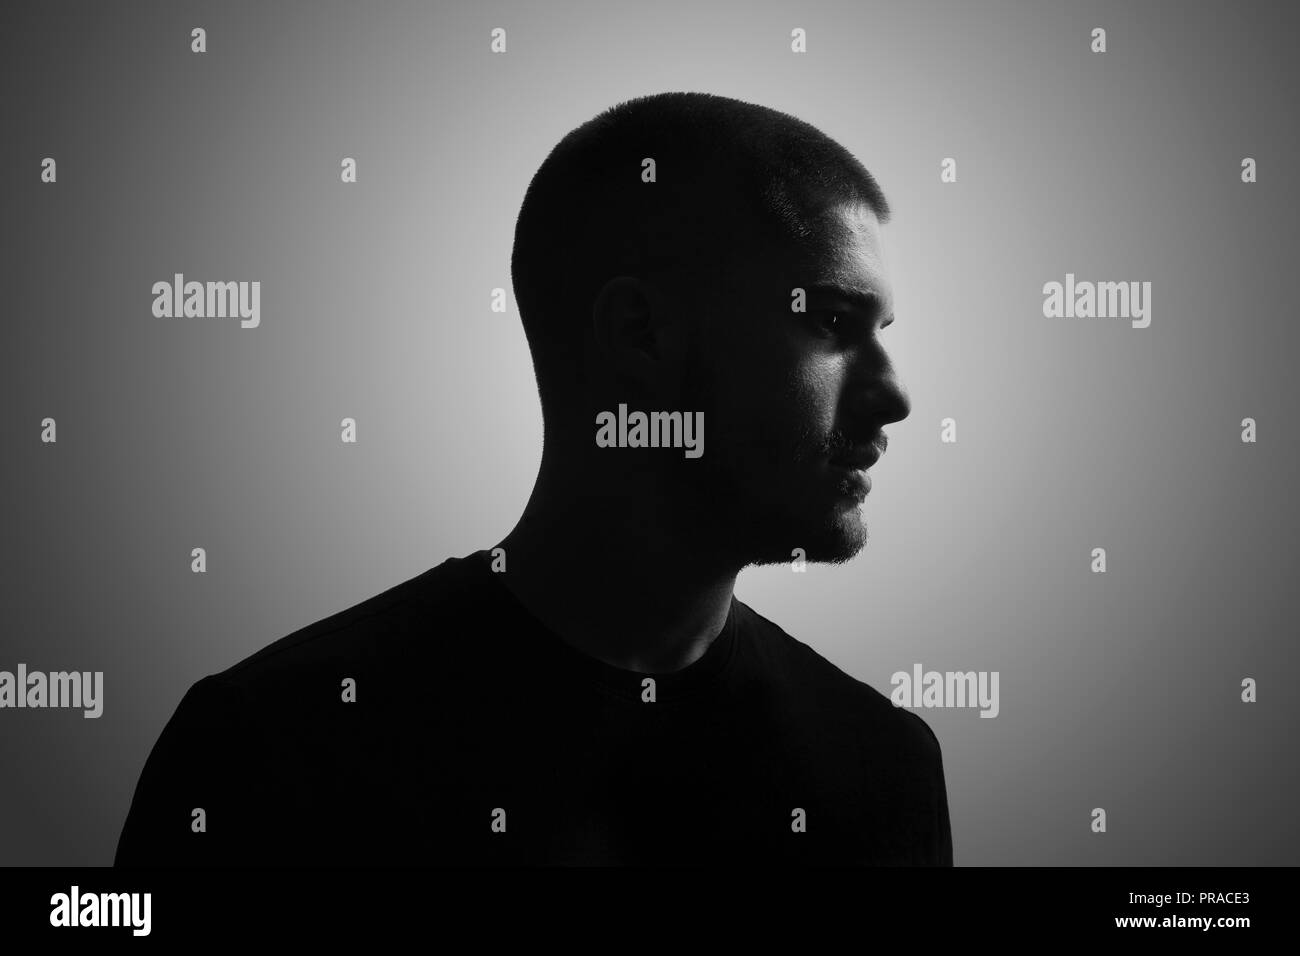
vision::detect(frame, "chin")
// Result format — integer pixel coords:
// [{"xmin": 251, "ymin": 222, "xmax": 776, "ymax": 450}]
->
[
  {"xmin": 736, "ymin": 508, "xmax": 868, "ymax": 568},
  {"xmin": 802, "ymin": 527, "xmax": 868, "ymax": 565}
]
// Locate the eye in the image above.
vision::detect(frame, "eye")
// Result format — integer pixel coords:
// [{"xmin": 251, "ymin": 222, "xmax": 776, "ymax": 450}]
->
[{"xmin": 809, "ymin": 311, "xmax": 845, "ymax": 337}]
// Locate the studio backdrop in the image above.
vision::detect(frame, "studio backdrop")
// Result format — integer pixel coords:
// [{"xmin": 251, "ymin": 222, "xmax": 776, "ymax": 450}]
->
[{"xmin": 2, "ymin": 0, "xmax": 1297, "ymax": 866}]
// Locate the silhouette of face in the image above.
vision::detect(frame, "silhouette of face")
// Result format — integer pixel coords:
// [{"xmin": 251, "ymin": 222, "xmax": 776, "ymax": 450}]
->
[{"xmin": 680, "ymin": 199, "xmax": 911, "ymax": 567}]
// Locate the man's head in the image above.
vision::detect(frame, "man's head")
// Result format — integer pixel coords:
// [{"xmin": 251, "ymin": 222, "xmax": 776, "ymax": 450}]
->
[{"xmin": 511, "ymin": 92, "xmax": 911, "ymax": 569}]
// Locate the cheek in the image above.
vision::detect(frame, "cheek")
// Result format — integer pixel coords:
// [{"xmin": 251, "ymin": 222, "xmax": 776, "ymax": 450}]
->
[
  {"xmin": 710, "ymin": 387, "xmax": 826, "ymax": 477},
  {"xmin": 705, "ymin": 322, "xmax": 843, "ymax": 463},
  {"xmin": 776, "ymin": 358, "xmax": 843, "ymax": 440}
]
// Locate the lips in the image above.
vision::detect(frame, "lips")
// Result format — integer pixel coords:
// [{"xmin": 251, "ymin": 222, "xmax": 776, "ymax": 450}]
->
[
  {"xmin": 828, "ymin": 447, "xmax": 881, "ymax": 470},
  {"xmin": 833, "ymin": 465, "xmax": 872, "ymax": 498},
  {"xmin": 829, "ymin": 445, "xmax": 880, "ymax": 500}
]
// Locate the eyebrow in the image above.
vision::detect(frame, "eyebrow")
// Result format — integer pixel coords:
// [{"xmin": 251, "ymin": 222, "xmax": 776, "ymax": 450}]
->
[{"xmin": 806, "ymin": 283, "xmax": 895, "ymax": 327}]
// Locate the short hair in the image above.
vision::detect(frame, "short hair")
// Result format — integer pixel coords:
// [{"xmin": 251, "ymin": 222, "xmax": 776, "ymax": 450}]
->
[{"xmin": 510, "ymin": 91, "xmax": 891, "ymax": 405}]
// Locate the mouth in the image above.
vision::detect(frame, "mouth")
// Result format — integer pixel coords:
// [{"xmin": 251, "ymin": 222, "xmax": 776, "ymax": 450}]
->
[
  {"xmin": 826, "ymin": 443, "xmax": 882, "ymax": 499},
  {"xmin": 831, "ymin": 463, "xmax": 872, "ymax": 498},
  {"xmin": 828, "ymin": 447, "xmax": 882, "ymax": 471}
]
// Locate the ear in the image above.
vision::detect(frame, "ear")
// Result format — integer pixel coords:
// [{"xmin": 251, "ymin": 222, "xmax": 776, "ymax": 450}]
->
[{"xmin": 591, "ymin": 275, "xmax": 664, "ymax": 376}]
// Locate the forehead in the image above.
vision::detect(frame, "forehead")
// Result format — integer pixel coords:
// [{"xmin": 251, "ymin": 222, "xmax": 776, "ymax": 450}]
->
[
  {"xmin": 724, "ymin": 198, "xmax": 892, "ymax": 314},
  {"xmin": 793, "ymin": 200, "xmax": 890, "ymax": 295}
]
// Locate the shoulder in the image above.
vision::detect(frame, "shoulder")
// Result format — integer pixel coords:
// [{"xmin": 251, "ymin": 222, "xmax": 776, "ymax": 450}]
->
[
  {"xmin": 734, "ymin": 598, "xmax": 943, "ymax": 760},
  {"xmin": 116, "ymin": 555, "xmax": 487, "ymax": 866},
  {"xmin": 733, "ymin": 599, "xmax": 952, "ymax": 863},
  {"xmin": 204, "ymin": 551, "xmax": 488, "ymax": 704}
]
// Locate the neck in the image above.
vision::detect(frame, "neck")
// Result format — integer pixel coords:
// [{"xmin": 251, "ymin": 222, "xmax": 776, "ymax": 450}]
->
[{"xmin": 492, "ymin": 449, "xmax": 739, "ymax": 674}]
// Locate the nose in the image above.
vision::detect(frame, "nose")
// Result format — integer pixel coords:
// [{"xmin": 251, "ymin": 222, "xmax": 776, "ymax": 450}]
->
[{"xmin": 845, "ymin": 348, "xmax": 911, "ymax": 428}]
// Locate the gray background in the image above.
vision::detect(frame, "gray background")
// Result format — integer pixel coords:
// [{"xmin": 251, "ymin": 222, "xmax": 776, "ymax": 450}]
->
[{"xmin": 2, "ymin": 0, "xmax": 1296, "ymax": 866}]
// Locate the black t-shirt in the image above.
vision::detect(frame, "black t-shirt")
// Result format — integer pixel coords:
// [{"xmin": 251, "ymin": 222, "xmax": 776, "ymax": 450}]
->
[{"xmin": 115, "ymin": 549, "xmax": 953, "ymax": 866}]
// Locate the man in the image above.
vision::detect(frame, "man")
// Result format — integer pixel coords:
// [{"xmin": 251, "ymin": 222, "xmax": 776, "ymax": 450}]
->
[{"xmin": 115, "ymin": 91, "xmax": 952, "ymax": 866}]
